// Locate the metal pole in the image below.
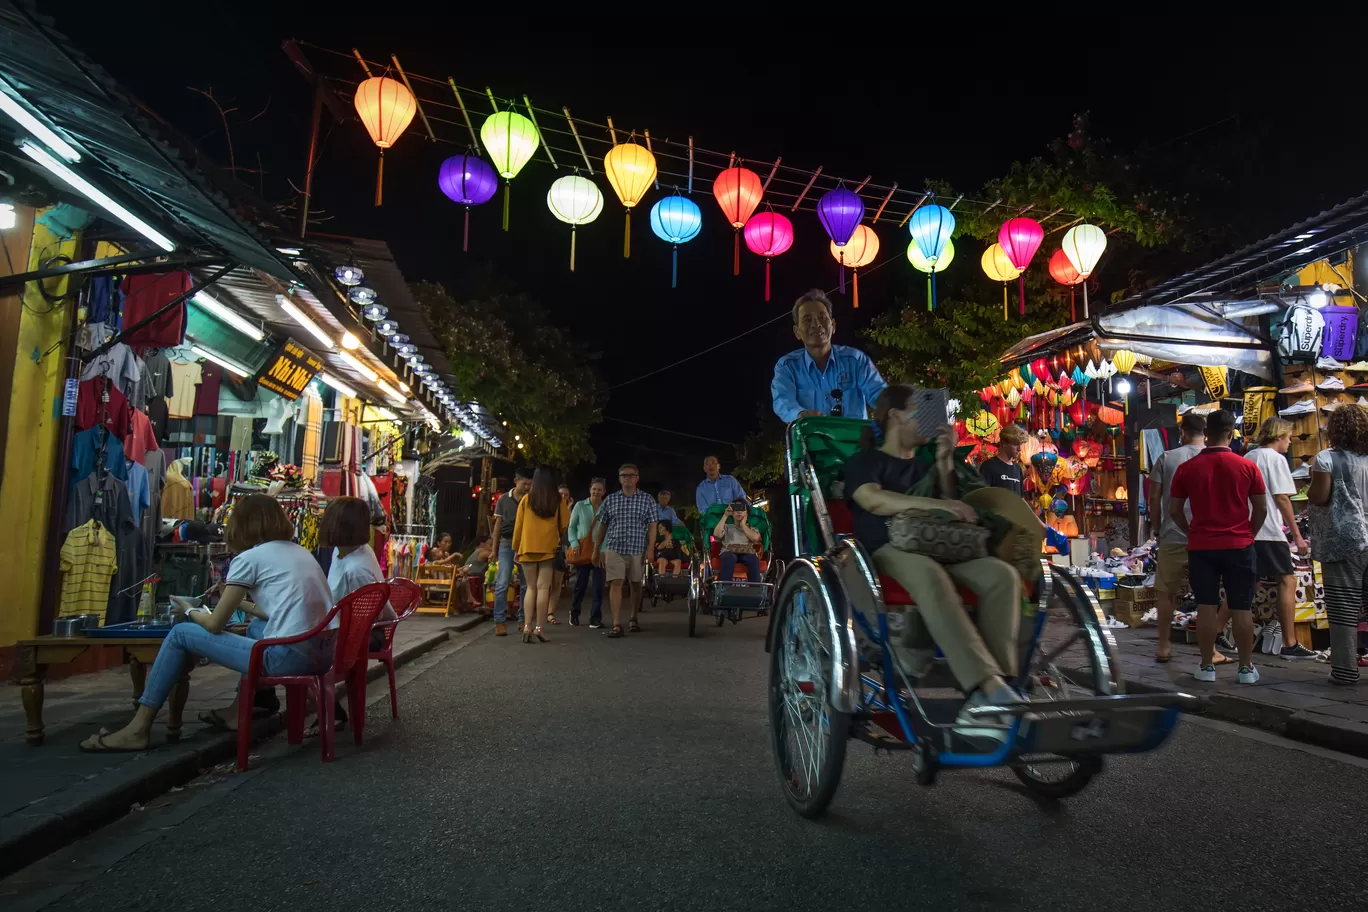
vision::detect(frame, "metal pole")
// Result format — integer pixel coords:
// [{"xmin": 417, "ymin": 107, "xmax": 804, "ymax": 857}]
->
[{"xmin": 299, "ymin": 84, "xmax": 323, "ymax": 240}]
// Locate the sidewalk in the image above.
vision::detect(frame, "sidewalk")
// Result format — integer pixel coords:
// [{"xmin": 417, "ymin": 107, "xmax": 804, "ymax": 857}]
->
[
  {"xmin": 1052, "ymin": 622, "xmax": 1368, "ymax": 757},
  {"xmin": 0, "ymin": 614, "xmax": 482, "ymax": 877}
]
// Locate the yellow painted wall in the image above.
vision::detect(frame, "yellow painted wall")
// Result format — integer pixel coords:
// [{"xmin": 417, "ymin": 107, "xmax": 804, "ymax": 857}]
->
[{"xmin": 0, "ymin": 206, "xmax": 84, "ymax": 647}]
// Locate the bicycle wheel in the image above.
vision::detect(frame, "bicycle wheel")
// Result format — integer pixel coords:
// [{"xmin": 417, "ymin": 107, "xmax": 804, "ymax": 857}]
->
[
  {"xmin": 1012, "ymin": 567, "xmax": 1118, "ymax": 798},
  {"xmin": 687, "ymin": 572, "xmax": 699, "ymax": 638},
  {"xmin": 768, "ymin": 561, "xmax": 851, "ymax": 818}
]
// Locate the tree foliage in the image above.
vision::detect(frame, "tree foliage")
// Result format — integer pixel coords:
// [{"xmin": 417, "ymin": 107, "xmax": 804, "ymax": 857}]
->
[
  {"xmin": 414, "ymin": 280, "xmax": 602, "ymax": 466},
  {"xmin": 735, "ymin": 405, "xmax": 788, "ymax": 487}
]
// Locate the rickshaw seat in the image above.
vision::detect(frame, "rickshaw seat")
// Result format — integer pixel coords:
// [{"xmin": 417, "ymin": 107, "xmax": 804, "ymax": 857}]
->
[{"xmin": 707, "ymin": 537, "xmax": 769, "ymax": 575}]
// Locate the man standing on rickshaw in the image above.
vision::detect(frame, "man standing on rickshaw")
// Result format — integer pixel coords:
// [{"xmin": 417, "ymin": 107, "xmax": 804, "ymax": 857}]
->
[{"xmin": 771, "ymin": 288, "xmax": 886, "ymax": 422}]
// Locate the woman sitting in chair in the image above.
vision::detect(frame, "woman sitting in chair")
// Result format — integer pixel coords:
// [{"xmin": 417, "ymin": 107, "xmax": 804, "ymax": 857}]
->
[
  {"xmin": 844, "ymin": 384, "xmax": 1024, "ymax": 730},
  {"xmin": 655, "ymin": 524, "xmax": 689, "ymax": 577}
]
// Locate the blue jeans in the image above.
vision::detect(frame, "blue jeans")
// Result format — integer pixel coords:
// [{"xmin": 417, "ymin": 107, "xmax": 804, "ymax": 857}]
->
[
  {"xmin": 138, "ymin": 621, "xmax": 334, "ymax": 710},
  {"xmin": 493, "ymin": 540, "xmax": 526, "ymax": 624},
  {"xmin": 720, "ymin": 551, "xmax": 761, "ymax": 582},
  {"xmin": 571, "ymin": 565, "xmax": 604, "ymax": 624}
]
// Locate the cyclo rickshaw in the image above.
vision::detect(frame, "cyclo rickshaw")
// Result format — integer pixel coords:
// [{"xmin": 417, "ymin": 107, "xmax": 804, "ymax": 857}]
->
[
  {"xmin": 643, "ymin": 521, "xmax": 695, "ymax": 607},
  {"xmin": 686, "ymin": 502, "xmax": 784, "ymax": 637},
  {"xmin": 767, "ymin": 416, "xmax": 1192, "ymax": 817}
]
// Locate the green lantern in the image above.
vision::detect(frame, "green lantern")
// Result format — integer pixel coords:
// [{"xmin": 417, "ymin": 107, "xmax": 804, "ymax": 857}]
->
[{"xmin": 479, "ymin": 110, "xmax": 540, "ymax": 230}]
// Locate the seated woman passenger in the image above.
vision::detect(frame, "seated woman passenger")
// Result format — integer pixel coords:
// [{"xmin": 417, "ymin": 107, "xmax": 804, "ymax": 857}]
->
[
  {"xmin": 713, "ymin": 499, "xmax": 762, "ymax": 581},
  {"xmin": 80, "ymin": 494, "xmax": 335, "ymax": 752},
  {"xmin": 844, "ymin": 384, "xmax": 1024, "ymax": 728},
  {"xmin": 655, "ymin": 524, "xmax": 689, "ymax": 577}
]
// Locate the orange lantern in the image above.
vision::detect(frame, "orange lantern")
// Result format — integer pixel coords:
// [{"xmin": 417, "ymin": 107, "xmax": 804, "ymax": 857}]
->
[
  {"xmin": 713, "ymin": 166, "xmax": 764, "ymax": 274},
  {"xmin": 1097, "ymin": 405, "xmax": 1124, "ymax": 426},
  {"xmin": 353, "ymin": 76, "xmax": 417, "ymax": 207},
  {"xmin": 830, "ymin": 225, "xmax": 879, "ymax": 308}
]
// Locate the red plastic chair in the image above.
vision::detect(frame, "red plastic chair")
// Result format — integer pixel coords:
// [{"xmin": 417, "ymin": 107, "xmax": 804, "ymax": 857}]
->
[
  {"xmin": 236, "ymin": 582, "xmax": 391, "ymax": 771},
  {"xmin": 369, "ymin": 578, "xmax": 422, "ymax": 720}
]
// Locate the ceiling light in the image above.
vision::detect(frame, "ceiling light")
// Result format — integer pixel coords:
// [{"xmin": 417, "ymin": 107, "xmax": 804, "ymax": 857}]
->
[
  {"xmin": 376, "ymin": 319, "xmax": 399, "ymax": 336},
  {"xmin": 389, "ymin": 333, "xmax": 410, "ymax": 346},
  {"xmin": 317, "ymin": 372, "xmax": 358, "ymax": 398},
  {"xmin": 19, "ymin": 141, "xmax": 173, "ymax": 251},
  {"xmin": 338, "ymin": 349, "xmax": 378, "ymax": 382},
  {"xmin": 0, "ymin": 78, "xmax": 81, "ymax": 162},
  {"xmin": 411, "ymin": 362, "xmax": 431, "ymax": 374},
  {"xmin": 276, "ymin": 246, "xmax": 302, "ymax": 256},
  {"xmin": 376, "ymin": 379, "xmax": 407, "ymax": 407},
  {"xmin": 362, "ymin": 303, "xmax": 388, "ymax": 322},
  {"xmin": 396, "ymin": 343, "xmax": 418, "ymax": 356},
  {"xmin": 0, "ymin": 203, "xmax": 15, "ymax": 231},
  {"xmin": 348, "ymin": 285, "xmax": 377, "ymax": 305},
  {"xmin": 191, "ymin": 292, "xmax": 264, "ymax": 341},
  {"xmin": 370, "ymin": 405, "xmax": 397, "ymax": 421},
  {"xmin": 335, "ymin": 264, "xmax": 364, "ymax": 286},
  {"xmin": 277, "ymin": 294, "xmax": 334, "ymax": 349},
  {"xmin": 399, "ymin": 381, "xmax": 410, "ymax": 393},
  {"xmin": 189, "ymin": 343, "xmax": 250, "ymax": 377},
  {"xmin": 340, "ymin": 331, "xmax": 361, "ymax": 350}
]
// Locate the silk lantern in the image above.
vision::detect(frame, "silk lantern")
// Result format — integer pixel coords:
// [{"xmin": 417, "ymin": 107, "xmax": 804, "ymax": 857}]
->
[
  {"xmin": 743, "ymin": 211, "xmax": 794, "ymax": 301},
  {"xmin": 967, "ymin": 410, "xmax": 999, "ymax": 438},
  {"xmin": 981, "ymin": 242, "xmax": 1022, "ymax": 321},
  {"xmin": 909, "ymin": 204, "xmax": 956, "ymax": 311},
  {"xmin": 438, "ymin": 154, "xmax": 499, "ymax": 251},
  {"xmin": 907, "ymin": 238, "xmax": 955, "ymax": 311},
  {"xmin": 1112, "ymin": 350, "xmax": 1136, "ymax": 374},
  {"xmin": 650, "ymin": 194, "xmax": 703, "ymax": 288},
  {"xmin": 999, "ymin": 217, "xmax": 1045, "ymax": 315},
  {"xmin": 354, "ymin": 76, "xmax": 417, "ymax": 207},
  {"xmin": 480, "ymin": 110, "xmax": 540, "ymax": 230},
  {"xmin": 546, "ymin": 175, "xmax": 604, "ymax": 271},
  {"xmin": 829, "ymin": 225, "xmax": 879, "ymax": 308},
  {"xmin": 817, "ymin": 186, "xmax": 865, "ymax": 293},
  {"xmin": 1062, "ymin": 224, "xmax": 1108, "ymax": 319},
  {"xmin": 603, "ymin": 142, "xmax": 657, "ymax": 258},
  {"xmin": 1048, "ymin": 248, "xmax": 1085, "ymax": 321},
  {"xmin": 713, "ymin": 166, "xmax": 763, "ymax": 274}
]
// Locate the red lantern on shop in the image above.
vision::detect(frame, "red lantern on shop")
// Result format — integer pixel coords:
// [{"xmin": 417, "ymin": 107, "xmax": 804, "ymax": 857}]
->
[{"xmin": 713, "ymin": 166, "xmax": 764, "ymax": 274}]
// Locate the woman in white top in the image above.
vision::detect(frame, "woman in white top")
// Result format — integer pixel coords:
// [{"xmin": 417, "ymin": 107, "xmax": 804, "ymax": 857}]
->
[
  {"xmin": 321, "ymin": 497, "xmax": 395, "ymax": 649},
  {"xmin": 81, "ymin": 495, "xmax": 335, "ymax": 752},
  {"xmin": 1308, "ymin": 405, "xmax": 1368, "ymax": 685}
]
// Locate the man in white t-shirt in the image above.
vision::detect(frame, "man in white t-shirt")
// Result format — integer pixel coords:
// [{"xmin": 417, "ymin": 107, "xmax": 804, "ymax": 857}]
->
[{"xmin": 1245, "ymin": 418, "xmax": 1315, "ymax": 658}]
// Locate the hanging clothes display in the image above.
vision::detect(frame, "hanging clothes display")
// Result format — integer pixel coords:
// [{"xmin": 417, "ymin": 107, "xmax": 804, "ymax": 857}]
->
[
  {"xmin": 75, "ymin": 376, "xmax": 132, "ymax": 436},
  {"xmin": 80, "ymin": 342, "xmax": 140, "ymax": 397},
  {"xmin": 166, "ymin": 359, "xmax": 201, "ymax": 419},
  {"xmin": 66, "ymin": 472, "xmax": 140, "ymax": 624},
  {"xmin": 123, "ymin": 408, "xmax": 160, "ymax": 464},
  {"xmin": 72, "ymin": 427, "xmax": 128, "ymax": 483},
  {"xmin": 141, "ymin": 449, "xmax": 166, "ymax": 559},
  {"xmin": 302, "ymin": 391, "xmax": 323, "ymax": 480},
  {"xmin": 120, "ymin": 272, "xmax": 190, "ymax": 348},
  {"xmin": 142, "ymin": 349, "xmax": 173, "ymax": 399},
  {"xmin": 58, "ymin": 519, "xmax": 119, "ymax": 622}
]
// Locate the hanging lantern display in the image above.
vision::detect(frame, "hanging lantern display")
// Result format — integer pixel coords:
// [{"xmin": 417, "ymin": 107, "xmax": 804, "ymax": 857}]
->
[
  {"xmin": 907, "ymin": 238, "xmax": 955, "ymax": 310},
  {"xmin": 1018, "ymin": 363, "xmax": 1034, "ymax": 385},
  {"xmin": 999, "ymin": 217, "xmax": 1045, "ymax": 315},
  {"xmin": 1007, "ymin": 387, "xmax": 1021, "ymax": 407},
  {"xmin": 817, "ymin": 186, "xmax": 865, "ymax": 293},
  {"xmin": 1198, "ymin": 365, "xmax": 1229, "ymax": 401},
  {"xmin": 829, "ymin": 225, "xmax": 879, "ymax": 308},
  {"xmin": 1071, "ymin": 366, "xmax": 1088, "ymax": 387},
  {"xmin": 438, "ymin": 154, "xmax": 499, "ymax": 252},
  {"xmin": 1062, "ymin": 224, "xmax": 1108, "ymax": 319},
  {"xmin": 981, "ymin": 242, "xmax": 1023, "ymax": 321},
  {"xmin": 742, "ymin": 211, "xmax": 794, "ymax": 301},
  {"xmin": 712, "ymin": 166, "xmax": 764, "ymax": 275},
  {"xmin": 1048, "ymin": 249, "xmax": 1085, "ymax": 321},
  {"xmin": 334, "ymin": 264, "xmax": 364, "ymax": 287},
  {"xmin": 967, "ymin": 410, "xmax": 1000, "ymax": 438},
  {"xmin": 1031, "ymin": 451, "xmax": 1059, "ymax": 483},
  {"xmin": 1097, "ymin": 404, "xmax": 1125, "ymax": 426},
  {"xmin": 650, "ymin": 194, "xmax": 703, "ymax": 288},
  {"xmin": 480, "ymin": 109, "xmax": 540, "ymax": 230},
  {"xmin": 908, "ymin": 204, "xmax": 956, "ymax": 311},
  {"xmin": 602, "ymin": 142, "xmax": 658, "ymax": 258},
  {"xmin": 353, "ymin": 76, "xmax": 417, "ymax": 207},
  {"xmin": 1111, "ymin": 349, "xmax": 1136, "ymax": 374},
  {"xmin": 545, "ymin": 175, "xmax": 604, "ymax": 271}
]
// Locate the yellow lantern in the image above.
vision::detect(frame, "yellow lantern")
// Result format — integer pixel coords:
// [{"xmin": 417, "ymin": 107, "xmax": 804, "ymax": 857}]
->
[
  {"xmin": 967, "ymin": 410, "xmax": 1000, "ymax": 438},
  {"xmin": 603, "ymin": 142, "xmax": 658, "ymax": 258},
  {"xmin": 353, "ymin": 76, "xmax": 417, "ymax": 207},
  {"xmin": 829, "ymin": 225, "xmax": 879, "ymax": 309},
  {"xmin": 998, "ymin": 378, "xmax": 1015, "ymax": 397},
  {"xmin": 1007, "ymin": 387, "xmax": 1021, "ymax": 407},
  {"xmin": 981, "ymin": 242, "xmax": 1023, "ymax": 321},
  {"xmin": 480, "ymin": 110, "xmax": 541, "ymax": 230},
  {"xmin": 1112, "ymin": 349, "xmax": 1136, "ymax": 374},
  {"xmin": 1011, "ymin": 373, "xmax": 1026, "ymax": 391}
]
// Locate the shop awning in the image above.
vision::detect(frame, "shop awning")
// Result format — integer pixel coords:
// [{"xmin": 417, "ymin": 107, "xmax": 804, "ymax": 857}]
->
[
  {"xmin": 998, "ymin": 321, "xmax": 1093, "ymax": 366},
  {"xmin": 1095, "ymin": 305, "xmax": 1275, "ymax": 381}
]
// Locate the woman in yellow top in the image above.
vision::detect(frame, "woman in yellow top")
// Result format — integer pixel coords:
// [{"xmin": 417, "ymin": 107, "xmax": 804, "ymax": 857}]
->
[{"xmin": 513, "ymin": 466, "xmax": 570, "ymax": 643}]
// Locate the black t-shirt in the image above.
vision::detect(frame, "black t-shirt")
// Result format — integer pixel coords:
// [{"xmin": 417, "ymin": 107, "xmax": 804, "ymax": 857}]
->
[
  {"xmin": 842, "ymin": 448, "xmax": 930, "ymax": 553},
  {"xmin": 979, "ymin": 456, "xmax": 1023, "ymax": 494}
]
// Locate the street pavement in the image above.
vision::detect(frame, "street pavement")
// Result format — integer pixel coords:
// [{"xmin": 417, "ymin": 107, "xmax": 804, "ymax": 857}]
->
[{"xmin": 4, "ymin": 596, "xmax": 1368, "ymax": 912}]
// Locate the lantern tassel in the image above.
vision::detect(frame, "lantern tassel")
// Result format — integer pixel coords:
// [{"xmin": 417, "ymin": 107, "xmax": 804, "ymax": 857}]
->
[
  {"xmin": 1019, "ymin": 275, "xmax": 1026, "ymax": 316},
  {"xmin": 839, "ymin": 263, "xmax": 846, "ymax": 295},
  {"xmin": 931, "ymin": 271, "xmax": 937, "ymax": 312},
  {"xmin": 463, "ymin": 208, "xmax": 470, "ymax": 253},
  {"xmin": 1083, "ymin": 282, "xmax": 1090, "ymax": 319},
  {"xmin": 570, "ymin": 226, "xmax": 576, "ymax": 272},
  {"xmin": 926, "ymin": 274, "xmax": 932, "ymax": 312},
  {"xmin": 671, "ymin": 246, "xmax": 678, "ymax": 289},
  {"xmin": 1003, "ymin": 284, "xmax": 1008, "ymax": 321},
  {"xmin": 733, "ymin": 232, "xmax": 740, "ymax": 276},
  {"xmin": 623, "ymin": 210, "xmax": 631, "ymax": 259},
  {"xmin": 375, "ymin": 152, "xmax": 384, "ymax": 207},
  {"xmin": 853, "ymin": 270, "xmax": 859, "ymax": 309},
  {"xmin": 1146, "ymin": 377, "xmax": 1151, "ymax": 408},
  {"xmin": 1070, "ymin": 288, "xmax": 1076, "ymax": 322},
  {"xmin": 502, "ymin": 182, "xmax": 510, "ymax": 232},
  {"xmin": 764, "ymin": 258, "xmax": 771, "ymax": 302}
]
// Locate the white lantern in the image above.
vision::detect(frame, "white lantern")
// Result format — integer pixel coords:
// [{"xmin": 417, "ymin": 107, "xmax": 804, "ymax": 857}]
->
[
  {"xmin": 546, "ymin": 175, "xmax": 604, "ymax": 272},
  {"xmin": 1062, "ymin": 223, "xmax": 1107, "ymax": 319},
  {"xmin": 1278, "ymin": 304, "xmax": 1325, "ymax": 362}
]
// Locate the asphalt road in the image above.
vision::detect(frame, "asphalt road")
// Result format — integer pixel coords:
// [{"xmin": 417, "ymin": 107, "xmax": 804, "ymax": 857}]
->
[{"xmin": 8, "ymin": 598, "xmax": 1368, "ymax": 912}]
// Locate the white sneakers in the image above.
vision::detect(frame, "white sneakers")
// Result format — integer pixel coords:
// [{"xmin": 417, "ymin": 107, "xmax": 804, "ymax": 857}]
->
[
  {"xmin": 1322, "ymin": 401, "xmax": 1345, "ymax": 413},
  {"xmin": 1347, "ymin": 361, "xmax": 1368, "ymax": 372},
  {"xmin": 1319, "ymin": 357, "xmax": 1348, "ymax": 371},
  {"xmin": 1317, "ymin": 376, "xmax": 1345, "ymax": 391},
  {"xmin": 1194, "ymin": 663, "xmax": 1260, "ymax": 684},
  {"xmin": 1194, "ymin": 664, "xmax": 1216, "ymax": 682},
  {"xmin": 1280, "ymin": 399, "xmax": 1317, "ymax": 417},
  {"xmin": 1291, "ymin": 462, "xmax": 1312, "ymax": 480}
]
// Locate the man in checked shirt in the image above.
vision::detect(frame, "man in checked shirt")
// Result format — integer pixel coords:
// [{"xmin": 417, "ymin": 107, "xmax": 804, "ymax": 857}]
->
[{"xmin": 591, "ymin": 463, "xmax": 659, "ymax": 638}]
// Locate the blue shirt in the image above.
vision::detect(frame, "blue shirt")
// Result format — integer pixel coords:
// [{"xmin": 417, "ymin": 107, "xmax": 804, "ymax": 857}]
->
[
  {"xmin": 770, "ymin": 344, "xmax": 887, "ymax": 423},
  {"xmin": 598, "ymin": 489, "xmax": 659, "ymax": 555},
  {"xmin": 657, "ymin": 504, "xmax": 680, "ymax": 526},
  {"xmin": 72, "ymin": 427, "xmax": 128, "ymax": 484},
  {"xmin": 125, "ymin": 459, "xmax": 150, "ymax": 524},
  {"xmin": 696, "ymin": 474, "xmax": 746, "ymax": 512}
]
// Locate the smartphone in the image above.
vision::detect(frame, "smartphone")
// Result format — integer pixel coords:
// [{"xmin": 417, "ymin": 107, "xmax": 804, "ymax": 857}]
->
[{"xmin": 911, "ymin": 387, "xmax": 950, "ymax": 438}]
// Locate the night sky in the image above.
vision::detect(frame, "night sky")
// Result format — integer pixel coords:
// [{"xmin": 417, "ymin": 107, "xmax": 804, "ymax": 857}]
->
[{"xmin": 46, "ymin": 8, "xmax": 1368, "ymax": 497}]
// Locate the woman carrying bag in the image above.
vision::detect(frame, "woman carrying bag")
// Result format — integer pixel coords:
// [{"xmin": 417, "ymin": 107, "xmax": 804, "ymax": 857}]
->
[{"xmin": 513, "ymin": 466, "xmax": 571, "ymax": 643}]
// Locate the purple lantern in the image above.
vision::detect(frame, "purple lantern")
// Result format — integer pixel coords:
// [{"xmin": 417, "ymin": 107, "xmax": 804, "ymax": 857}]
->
[
  {"xmin": 438, "ymin": 155, "xmax": 498, "ymax": 252},
  {"xmin": 1321, "ymin": 303, "xmax": 1360, "ymax": 362},
  {"xmin": 817, "ymin": 186, "xmax": 865, "ymax": 292}
]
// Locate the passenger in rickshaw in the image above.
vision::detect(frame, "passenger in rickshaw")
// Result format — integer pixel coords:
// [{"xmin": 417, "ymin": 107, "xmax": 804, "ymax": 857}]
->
[
  {"xmin": 655, "ymin": 523, "xmax": 689, "ymax": 577},
  {"xmin": 713, "ymin": 498, "xmax": 763, "ymax": 582},
  {"xmin": 845, "ymin": 384, "xmax": 1025, "ymax": 725}
]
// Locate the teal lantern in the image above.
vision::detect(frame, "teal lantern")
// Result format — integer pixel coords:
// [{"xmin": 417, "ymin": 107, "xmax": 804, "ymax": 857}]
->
[
  {"xmin": 908, "ymin": 203, "xmax": 955, "ymax": 310},
  {"xmin": 649, "ymin": 194, "xmax": 703, "ymax": 288}
]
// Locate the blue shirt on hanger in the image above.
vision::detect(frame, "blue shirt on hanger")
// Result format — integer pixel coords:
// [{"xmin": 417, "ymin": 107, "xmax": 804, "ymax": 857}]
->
[{"xmin": 72, "ymin": 427, "xmax": 128, "ymax": 483}]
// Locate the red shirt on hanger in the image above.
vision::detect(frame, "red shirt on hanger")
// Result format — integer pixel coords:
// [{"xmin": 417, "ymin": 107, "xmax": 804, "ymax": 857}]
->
[
  {"xmin": 123, "ymin": 408, "xmax": 160, "ymax": 464},
  {"xmin": 120, "ymin": 272, "xmax": 190, "ymax": 348},
  {"xmin": 193, "ymin": 362, "xmax": 223, "ymax": 416},
  {"xmin": 75, "ymin": 377, "xmax": 132, "ymax": 438}
]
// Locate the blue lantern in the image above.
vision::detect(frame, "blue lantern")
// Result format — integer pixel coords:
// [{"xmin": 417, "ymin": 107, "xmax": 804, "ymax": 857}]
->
[
  {"xmin": 649, "ymin": 194, "xmax": 703, "ymax": 288},
  {"xmin": 909, "ymin": 204, "xmax": 955, "ymax": 310}
]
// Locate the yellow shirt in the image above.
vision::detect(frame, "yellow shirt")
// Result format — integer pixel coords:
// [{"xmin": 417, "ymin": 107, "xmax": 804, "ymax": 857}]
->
[
  {"xmin": 59, "ymin": 519, "xmax": 118, "ymax": 622},
  {"xmin": 513, "ymin": 497, "xmax": 570, "ymax": 563}
]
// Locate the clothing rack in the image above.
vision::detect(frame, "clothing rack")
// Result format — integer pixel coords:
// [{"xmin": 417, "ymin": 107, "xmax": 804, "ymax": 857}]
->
[{"xmin": 387, "ymin": 534, "xmax": 428, "ymax": 580}]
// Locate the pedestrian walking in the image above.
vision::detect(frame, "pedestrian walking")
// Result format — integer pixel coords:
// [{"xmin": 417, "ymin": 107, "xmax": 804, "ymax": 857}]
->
[
  {"xmin": 591, "ymin": 463, "xmax": 658, "ymax": 638},
  {"xmin": 1168, "ymin": 409, "xmax": 1267, "ymax": 684},
  {"xmin": 979, "ymin": 425, "xmax": 1027, "ymax": 494},
  {"xmin": 489, "ymin": 467, "xmax": 533, "ymax": 637},
  {"xmin": 1308, "ymin": 404, "xmax": 1368, "ymax": 685},
  {"xmin": 1245, "ymin": 418, "xmax": 1316, "ymax": 658},
  {"xmin": 568, "ymin": 478, "xmax": 606, "ymax": 627},
  {"xmin": 513, "ymin": 466, "xmax": 571, "ymax": 643}
]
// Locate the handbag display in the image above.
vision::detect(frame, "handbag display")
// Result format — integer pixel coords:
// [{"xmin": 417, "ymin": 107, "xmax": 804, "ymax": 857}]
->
[{"xmin": 886, "ymin": 507, "xmax": 990, "ymax": 564}]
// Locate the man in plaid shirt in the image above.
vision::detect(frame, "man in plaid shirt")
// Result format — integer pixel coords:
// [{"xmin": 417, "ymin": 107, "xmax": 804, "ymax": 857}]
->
[{"xmin": 592, "ymin": 463, "xmax": 658, "ymax": 637}]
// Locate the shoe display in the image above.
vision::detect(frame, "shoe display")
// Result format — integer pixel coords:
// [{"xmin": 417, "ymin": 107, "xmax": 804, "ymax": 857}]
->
[
  {"xmin": 1279, "ymin": 380, "xmax": 1313, "ymax": 394},
  {"xmin": 1237, "ymin": 664, "xmax": 1260, "ymax": 685},
  {"xmin": 1359, "ymin": 397, "xmax": 1368, "ymax": 407},
  {"xmin": 1347, "ymin": 383, "xmax": 1368, "ymax": 393},
  {"xmin": 1317, "ymin": 376, "xmax": 1345, "ymax": 390},
  {"xmin": 1321, "ymin": 401, "xmax": 1344, "ymax": 413},
  {"xmin": 1291, "ymin": 463, "xmax": 1312, "ymax": 480},
  {"xmin": 1347, "ymin": 361, "xmax": 1368, "ymax": 372},
  {"xmin": 1279, "ymin": 399, "xmax": 1316, "ymax": 417},
  {"xmin": 1318, "ymin": 356, "xmax": 1348, "ymax": 371}
]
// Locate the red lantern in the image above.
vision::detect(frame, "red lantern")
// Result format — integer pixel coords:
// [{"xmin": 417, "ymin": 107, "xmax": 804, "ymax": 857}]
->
[
  {"xmin": 713, "ymin": 167, "xmax": 764, "ymax": 274},
  {"xmin": 1049, "ymin": 249, "xmax": 1085, "ymax": 321},
  {"xmin": 742, "ymin": 211, "xmax": 794, "ymax": 301},
  {"xmin": 1068, "ymin": 398, "xmax": 1086, "ymax": 427},
  {"xmin": 999, "ymin": 217, "xmax": 1045, "ymax": 315},
  {"xmin": 1097, "ymin": 405, "xmax": 1125, "ymax": 426},
  {"xmin": 354, "ymin": 76, "xmax": 417, "ymax": 207},
  {"xmin": 1031, "ymin": 358, "xmax": 1050, "ymax": 382}
]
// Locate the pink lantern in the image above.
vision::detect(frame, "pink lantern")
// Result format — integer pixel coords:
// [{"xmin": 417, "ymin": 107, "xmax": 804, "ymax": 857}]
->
[
  {"xmin": 999, "ymin": 217, "xmax": 1045, "ymax": 315},
  {"xmin": 743, "ymin": 211, "xmax": 794, "ymax": 301}
]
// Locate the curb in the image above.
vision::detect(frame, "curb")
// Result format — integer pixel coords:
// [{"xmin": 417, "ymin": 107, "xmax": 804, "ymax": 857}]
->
[{"xmin": 0, "ymin": 626, "xmax": 459, "ymax": 878}]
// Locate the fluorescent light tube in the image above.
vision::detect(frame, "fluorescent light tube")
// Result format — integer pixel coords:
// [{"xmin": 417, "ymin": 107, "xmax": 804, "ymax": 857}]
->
[
  {"xmin": 190, "ymin": 344, "xmax": 249, "ymax": 378},
  {"xmin": 337, "ymin": 349, "xmax": 378, "ymax": 382},
  {"xmin": 18, "ymin": 141, "xmax": 174, "ymax": 251},
  {"xmin": 376, "ymin": 379, "xmax": 407, "ymax": 407},
  {"xmin": 191, "ymin": 292, "xmax": 264, "ymax": 341},
  {"xmin": 317, "ymin": 372, "xmax": 357, "ymax": 398},
  {"xmin": 277, "ymin": 294, "xmax": 334, "ymax": 349},
  {"xmin": 0, "ymin": 79, "xmax": 81, "ymax": 162}
]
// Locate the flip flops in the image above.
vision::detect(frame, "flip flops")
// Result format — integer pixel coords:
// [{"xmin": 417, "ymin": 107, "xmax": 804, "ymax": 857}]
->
[{"xmin": 79, "ymin": 733, "xmax": 148, "ymax": 754}]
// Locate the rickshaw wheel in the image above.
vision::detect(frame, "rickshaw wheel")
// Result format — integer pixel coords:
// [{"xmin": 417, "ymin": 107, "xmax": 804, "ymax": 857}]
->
[
  {"xmin": 687, "ymin": 573, "xmax": 699, "ymax": 638},
  {"xmin": 910, "ymin": 743, "xmax": 937, "ymax": 787},
  {"xmin": 769, "ymin": 562, "xmax": 850, "ymax": 819},
  {"xmin": 1012, "ymin": 755, "xmax": 1101, "ymax": 798}
]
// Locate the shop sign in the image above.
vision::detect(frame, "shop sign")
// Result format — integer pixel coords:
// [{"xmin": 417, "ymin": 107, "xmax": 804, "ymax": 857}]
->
[{"xmin": 256, "ymin": 340, "xmax": 323, "ymax": 400}]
